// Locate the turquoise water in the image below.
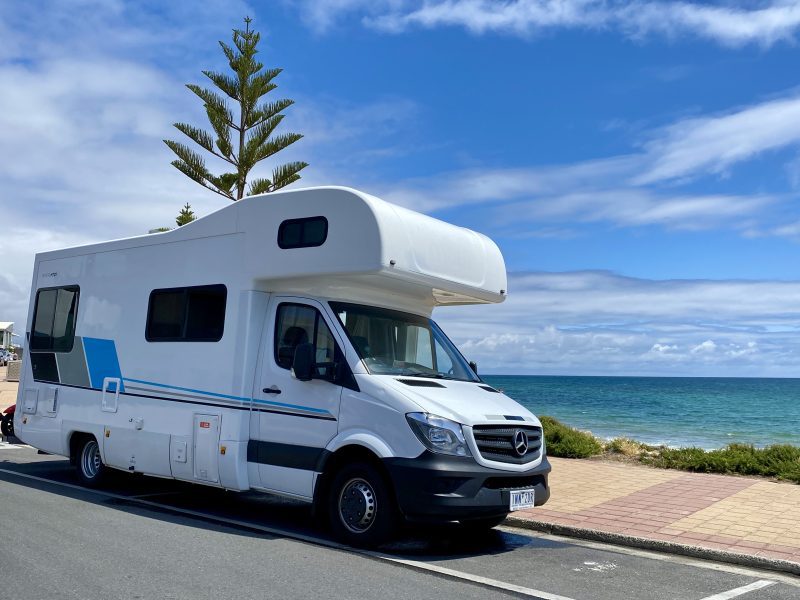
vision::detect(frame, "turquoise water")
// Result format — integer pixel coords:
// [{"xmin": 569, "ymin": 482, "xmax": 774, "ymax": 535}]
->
[{"xmin": 483, "ymin": 375, "xmax": 800, "ymax": 449}]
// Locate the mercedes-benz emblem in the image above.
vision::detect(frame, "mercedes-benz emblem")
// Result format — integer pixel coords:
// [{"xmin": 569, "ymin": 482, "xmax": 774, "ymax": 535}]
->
[{"xmin": 513, "ymin": 430, "xmax": 529, "ymax": 457}]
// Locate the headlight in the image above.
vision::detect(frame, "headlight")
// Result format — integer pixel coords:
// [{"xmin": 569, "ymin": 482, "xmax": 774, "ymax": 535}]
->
[{"xmin": 406, "ymin": 412, "xmax": 471, "ymax": 457}]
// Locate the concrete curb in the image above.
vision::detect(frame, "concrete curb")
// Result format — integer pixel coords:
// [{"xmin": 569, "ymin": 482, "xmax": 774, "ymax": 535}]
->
[{"xmin": 506, "ymin": 516, "xmax": 800, "ymax": 577}]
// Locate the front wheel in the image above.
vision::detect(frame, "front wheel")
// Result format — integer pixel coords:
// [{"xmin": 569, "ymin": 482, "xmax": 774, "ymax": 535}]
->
[
  {"xmin": 328, "ymin": 462, "xmax": 398, "ymax": 548},
  {"xmin": 75, "ymin": 437, "xmax": 106, "ymax": 487}
]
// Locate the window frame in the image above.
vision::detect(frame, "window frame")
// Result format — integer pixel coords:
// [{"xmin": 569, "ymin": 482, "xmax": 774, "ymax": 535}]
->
[
  {"xmin": 30, "ymin": 285, "xmax": 80, "ymax": 353},
  {"xmin": 277, "ymin": 216, "xmax": 328, "ymax": 249},
  {"xmin": 145, "ymin": 284, "xmax": 227, "ymax": 343}
]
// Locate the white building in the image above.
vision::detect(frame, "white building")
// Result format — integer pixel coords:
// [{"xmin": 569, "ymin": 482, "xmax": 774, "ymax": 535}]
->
[{"xmin": 0, "ymin": 322, "xmax": 15, "ymax": 348}]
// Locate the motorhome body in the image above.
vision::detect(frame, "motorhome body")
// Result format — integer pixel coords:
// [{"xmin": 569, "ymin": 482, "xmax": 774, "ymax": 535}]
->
[{"xmin": 16, "ymin": 186, "xmax": 550, "ymax": 545}]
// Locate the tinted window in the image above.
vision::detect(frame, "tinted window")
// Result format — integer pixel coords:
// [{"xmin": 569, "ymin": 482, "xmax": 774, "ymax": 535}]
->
[
  {"xmin": 31, "ymin": 286, "xmax": 79, "ymax": 352},
  {"xmin": 274, "ymin": 303, "xmax": 337, "ymax": 377},
  {"xmin": 278, "ymin": 216, "xmax": 328, "ymax": 249},
  {"xmin": 146, "ymin": 284, "xmax": 226, "ymax": 342}
]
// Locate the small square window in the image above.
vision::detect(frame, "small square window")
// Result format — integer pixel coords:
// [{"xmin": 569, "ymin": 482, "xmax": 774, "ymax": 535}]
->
[{"xmin": 278, "ymin": 216, "xmax": 328, "ymax": 249}]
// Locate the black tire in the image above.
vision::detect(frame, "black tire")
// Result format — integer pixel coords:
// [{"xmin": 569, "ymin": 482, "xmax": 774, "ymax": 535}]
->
[
  {"xmin": 1, "ymin": 413, "xmax": 13, "ymax": 438},
  {"xmin": 75, "ymin": 437, "xmax": 106, "ymax": 487},
  {"xmin": 328, "ymin": 462, "xmax": 398, "ymax": 548}
]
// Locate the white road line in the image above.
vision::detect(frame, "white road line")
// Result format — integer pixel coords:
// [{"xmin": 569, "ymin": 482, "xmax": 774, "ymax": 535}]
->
[
  {"xmin": 371, "ymin": 554, "xmax": 578, "ymax": 600},
  {"xmin": 0, "ymin": 442, "xmax": 26, "ymax": 450},
  {"xmin": 698, "ymin": 580, "xmax": 777, "ymax": 600},
  {"xmin": 0, "ymin": 467, "xmax": 577, "ymax": 600}
]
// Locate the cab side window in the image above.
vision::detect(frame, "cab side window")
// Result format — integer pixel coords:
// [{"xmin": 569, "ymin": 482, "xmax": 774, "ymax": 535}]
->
[
  {"xmin": 275, "ymin": 304, "xmax": 316, "ymax": 369},
  {"xmin": 274, "ymin": 303, "xmax": 359, "ymax": 390},
  {"xmin": 274, "ymin": 304, "xmax": 339, "ymax": 375}
]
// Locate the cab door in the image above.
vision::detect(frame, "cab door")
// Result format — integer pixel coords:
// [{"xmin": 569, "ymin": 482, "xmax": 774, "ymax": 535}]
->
[{"xmin": 249, "ymin": 297, "xmax": 345, "ymax": 499}]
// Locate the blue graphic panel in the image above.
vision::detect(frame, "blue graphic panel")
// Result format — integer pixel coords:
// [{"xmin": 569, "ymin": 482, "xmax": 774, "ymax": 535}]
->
[{"xmin": 82, "ymin": 337, "xmax": 124, "ymax": 391}]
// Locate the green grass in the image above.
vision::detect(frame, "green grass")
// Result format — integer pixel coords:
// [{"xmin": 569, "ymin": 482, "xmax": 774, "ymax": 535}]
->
[{"xmin": 539, "ymin": 416, "xmax": 800, "ymax": 483}]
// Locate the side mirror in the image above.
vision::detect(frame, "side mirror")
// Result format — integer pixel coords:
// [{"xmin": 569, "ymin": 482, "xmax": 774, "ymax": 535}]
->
[
  {"xmin": 469, "ymin": 361, "xmax": 478, "ymax": 375},
  {"xmin": 292, "ymin": 343, "xmax": 315, "ymax": 382}
]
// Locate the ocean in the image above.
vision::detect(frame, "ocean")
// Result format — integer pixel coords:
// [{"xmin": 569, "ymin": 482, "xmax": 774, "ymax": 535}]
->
[{"xmin": 482, "ymin": 375, "xmax": 800, "ymax": 450}]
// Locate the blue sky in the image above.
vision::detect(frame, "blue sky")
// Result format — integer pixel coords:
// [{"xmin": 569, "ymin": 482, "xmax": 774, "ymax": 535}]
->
[{"xmin": 3, "ymin": 0, "xmax": 800, "ymax": 376}]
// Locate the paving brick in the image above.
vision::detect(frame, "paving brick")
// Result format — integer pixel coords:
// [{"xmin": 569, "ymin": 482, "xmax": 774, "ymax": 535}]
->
[{"xmin": 514, "ymin": 458, "xmax": 800, "ymax": 567}]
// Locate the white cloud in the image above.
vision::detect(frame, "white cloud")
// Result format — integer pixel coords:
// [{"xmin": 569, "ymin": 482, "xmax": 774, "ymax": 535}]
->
[
  {"xmin": 635, "ymin": 92, "xmax": 800, "ymax": 184},
  {"xmin": 371, "ymin": 88, "xmax": 800, "ymax": 235},
  {"xmin": 435, "ymin": 271, "xmax": 800, "ymax": 376},
  {"xmin": 295, "ymin": 0, "xmax": 800, "ymax": 47},
  {"xmin": 691, "ymin": 339, "xmax": 717, "ymax": 353}
]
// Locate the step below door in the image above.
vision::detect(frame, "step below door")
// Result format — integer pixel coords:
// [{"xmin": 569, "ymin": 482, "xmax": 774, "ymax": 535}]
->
[{"xmin": 193, "ymin": 414, "xmax": 220, "ymax": 483}]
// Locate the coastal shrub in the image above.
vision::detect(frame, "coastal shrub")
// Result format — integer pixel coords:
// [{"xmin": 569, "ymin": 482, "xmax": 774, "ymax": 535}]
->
[
  {"xmin": 605, "ymin": 437, "xmax": 646, "ymax": 457},
  {"xmin": 539, "ymin": 415, "xmax": 603, "ymax": 459},
  {"xmin": 758, "ymin": 444, "xmax": 800, "ymax": 483},
  {"xmin": 644, "ymin": 443, "xmax": 800, "ymax": 483}
]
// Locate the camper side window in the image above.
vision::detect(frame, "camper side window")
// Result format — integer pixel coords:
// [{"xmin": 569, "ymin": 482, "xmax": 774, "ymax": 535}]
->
[
  {"xmin": 146, "ymin": 284, "xmax": 227, "ymax": 342},
  {"xmin": 30, "ymin": 286, "xmax": 79, "ymax": 352},
  {"xmin": 278, "ymin": 216, "xmax": 328, "ymax": 249}
]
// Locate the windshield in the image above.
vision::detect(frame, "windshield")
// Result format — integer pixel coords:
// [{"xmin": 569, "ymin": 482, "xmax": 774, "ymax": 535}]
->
[{"xmin": 330, "ymin": 302, "xmax": 480, "ymax": 382}]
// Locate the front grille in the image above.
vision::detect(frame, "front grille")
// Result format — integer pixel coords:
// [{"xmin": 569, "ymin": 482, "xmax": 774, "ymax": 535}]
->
[{"xmin": 472, "ymin": 425, "xmax": 542, "ymax": 464}]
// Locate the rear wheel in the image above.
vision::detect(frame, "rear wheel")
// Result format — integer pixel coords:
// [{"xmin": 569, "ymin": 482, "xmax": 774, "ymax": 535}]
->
[
  {"xmin": 75, "ymin": 437, "xmax": 106, "ymax": 487},
  {"xmin": 328, "ymin": 462, "xmax": 397, "ymax": 548},
  {"xmin": 1, "ymin": 413, "xmax": 13, "ymax": 438}
]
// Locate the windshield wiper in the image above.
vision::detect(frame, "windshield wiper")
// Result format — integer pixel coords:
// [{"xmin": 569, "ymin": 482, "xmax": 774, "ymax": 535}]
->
[{"xmin": 401, "ymin": 370, "xmax": 456, "ymax": 380}]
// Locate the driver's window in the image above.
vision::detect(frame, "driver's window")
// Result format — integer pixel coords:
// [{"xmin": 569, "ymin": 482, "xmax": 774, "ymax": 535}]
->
[
  {"xmin": 275, "ymin": 304, "xmax": 315, "ymax": 369},
  {"xmin": 274, "ymin": 303, "xmax": 337, "ymax": 376}
]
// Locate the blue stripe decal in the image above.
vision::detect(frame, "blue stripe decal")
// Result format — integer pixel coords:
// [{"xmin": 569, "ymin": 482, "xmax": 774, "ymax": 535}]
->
[
  {"xmin": 83, "ymin": 337, "xmax": 125, "ymax": 392},
  {"xmin": 121, "ymin": 377, "xmax": 330, "ymax": 415}
]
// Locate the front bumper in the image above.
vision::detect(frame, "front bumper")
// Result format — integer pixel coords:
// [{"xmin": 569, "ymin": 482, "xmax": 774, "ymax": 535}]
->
[{"xmin": 383, "ymin": 451, "xmax": 551, "ymax": 523}]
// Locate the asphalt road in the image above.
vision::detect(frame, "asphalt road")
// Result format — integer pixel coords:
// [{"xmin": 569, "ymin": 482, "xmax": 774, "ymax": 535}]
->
[{"xmin": 0, "ymin": 442, "xmax": 797, "ymax": 600}]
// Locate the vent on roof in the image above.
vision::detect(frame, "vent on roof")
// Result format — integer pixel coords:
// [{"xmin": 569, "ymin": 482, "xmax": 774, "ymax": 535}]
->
[
  {"xmin": 396, "ymin": 378, "xmax": 445, "ymax": 388},
  {"xmin": 479, "ymin": 385, "xmax": 500, "ymax": 393}
]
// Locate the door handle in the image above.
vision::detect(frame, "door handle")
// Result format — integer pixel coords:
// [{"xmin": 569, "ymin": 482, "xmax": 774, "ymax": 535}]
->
[{"xmin": 262, "ymin": 387, "xmax": 282, "ymax": 395}]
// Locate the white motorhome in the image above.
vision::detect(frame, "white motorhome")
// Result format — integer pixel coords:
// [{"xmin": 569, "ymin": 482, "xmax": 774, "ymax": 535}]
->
[{"xmin": 15, "ymin": 186, "xmax": 550, "ymax": 546}]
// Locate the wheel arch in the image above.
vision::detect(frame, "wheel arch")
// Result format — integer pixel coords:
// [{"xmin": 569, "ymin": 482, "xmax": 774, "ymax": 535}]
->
[
  {"xmin": 67, "ymin": 430, "xmax": 100, "ymax": 465},
  {"xmin": 313, "ymin": 443, "xmax": 395, "ymax": 517}
]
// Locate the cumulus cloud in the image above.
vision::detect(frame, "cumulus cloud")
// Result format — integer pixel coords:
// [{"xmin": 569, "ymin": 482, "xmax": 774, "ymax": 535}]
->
[
  {"xmin": 435, "ymin": 271, "xmax": 800, "ymax": 376},
  {"xmin": 691, "ymin": 339, "xmax": 717, "ymax": 354},
  {"xmin": 296, "ymin": 0, "xmax": 800, "ymax": 47}
]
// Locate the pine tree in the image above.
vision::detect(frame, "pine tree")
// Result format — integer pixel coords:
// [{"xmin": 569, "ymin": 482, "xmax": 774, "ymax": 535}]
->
[
  {"xmin": 164, "ymin": 17, "xmax": 307, "ymax": 200},
  {"xmin": 176, "ymin": 203, "xmax": 197, "ymax": 226}
]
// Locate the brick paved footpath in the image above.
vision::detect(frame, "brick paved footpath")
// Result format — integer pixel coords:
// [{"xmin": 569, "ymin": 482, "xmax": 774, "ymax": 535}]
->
[
  {"xmin": 511, "ymin": 457, "xmax": 800, "ymax": 571},
  {"xmin": 3, "ymin": 368, "xmax": 799, "ymax": 571}
]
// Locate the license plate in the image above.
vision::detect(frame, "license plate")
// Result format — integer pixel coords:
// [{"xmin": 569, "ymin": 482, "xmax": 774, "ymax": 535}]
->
[{"xmin": 510, "ymin": 489, "xmax": 535, "ymax": 511}]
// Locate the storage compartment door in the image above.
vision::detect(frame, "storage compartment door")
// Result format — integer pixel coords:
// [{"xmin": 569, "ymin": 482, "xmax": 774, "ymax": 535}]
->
[{"xmin": 193, "ymin": 414, "xmax": 220, "ymax": 483}]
